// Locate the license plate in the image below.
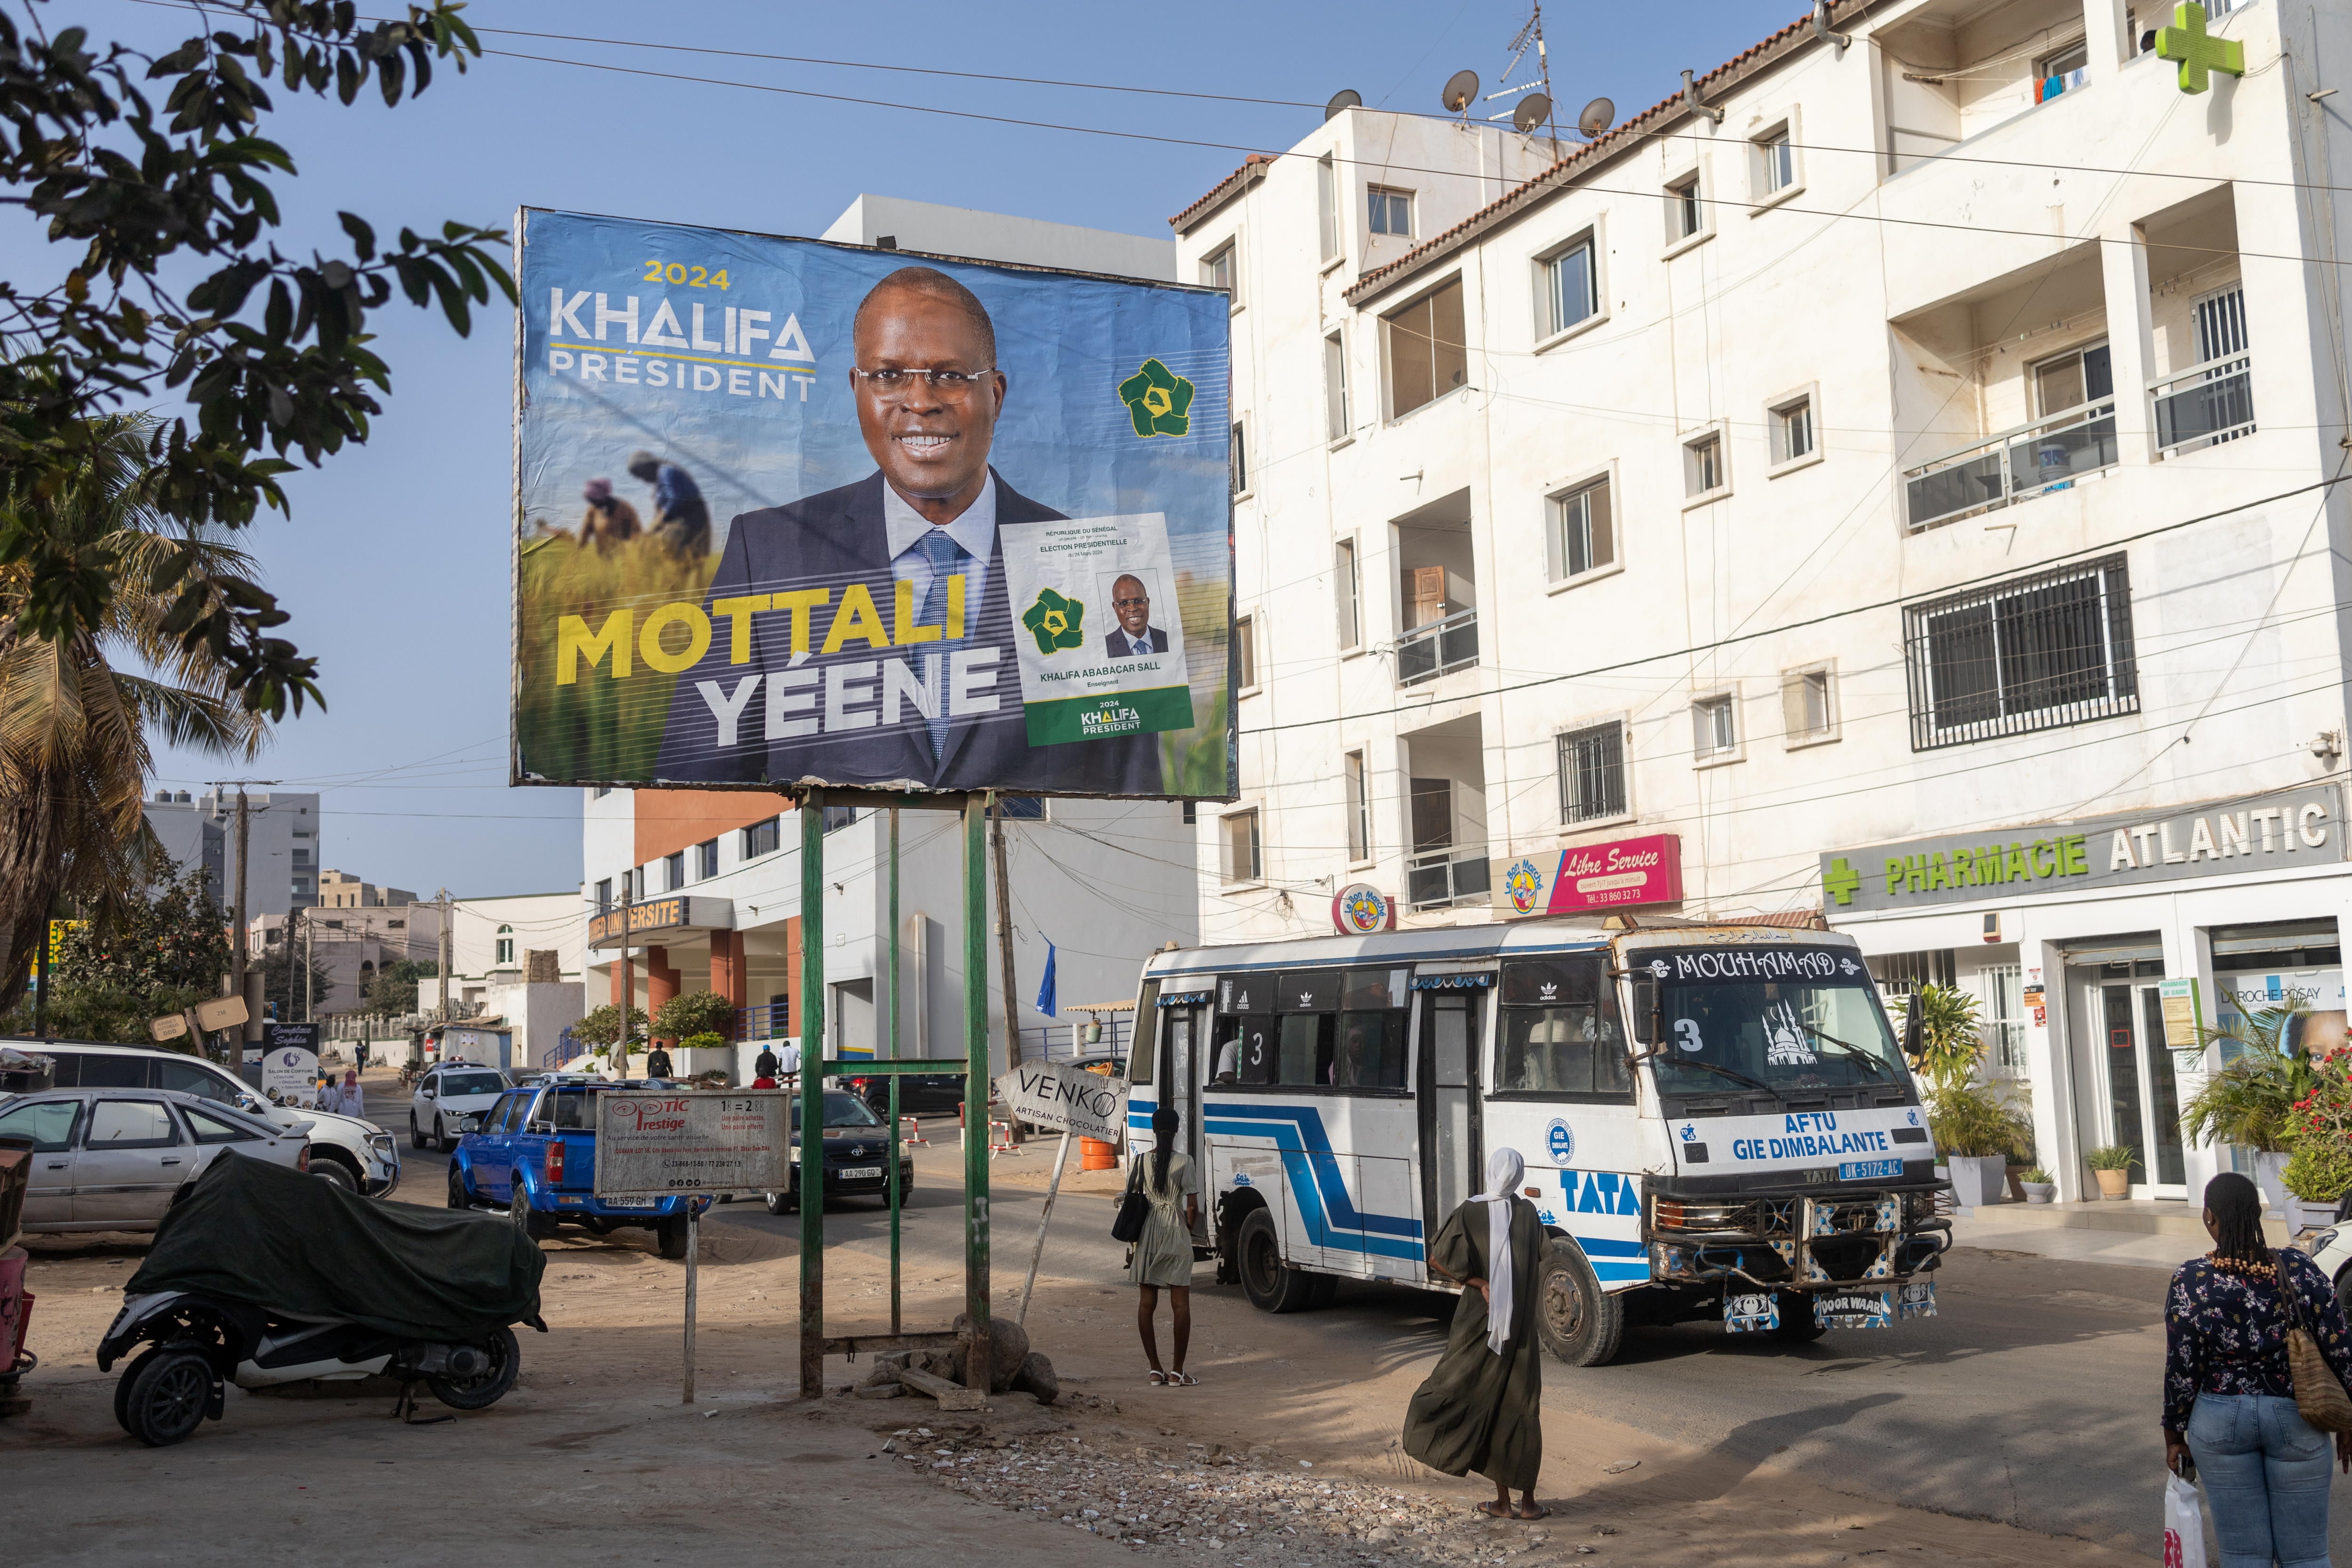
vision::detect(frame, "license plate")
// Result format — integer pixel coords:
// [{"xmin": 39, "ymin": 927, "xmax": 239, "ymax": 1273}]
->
[
  {"xmin": 602, "ymin": 1199, "xmax": 658, "ymax": 1210},
  {"xmin": 1840, "ymin": 1158, "xmax": 1904, "ymax": 1180},
  {"xmin": 839, "ymin": 1166, "xmax": 883, "ymax": 1179}
]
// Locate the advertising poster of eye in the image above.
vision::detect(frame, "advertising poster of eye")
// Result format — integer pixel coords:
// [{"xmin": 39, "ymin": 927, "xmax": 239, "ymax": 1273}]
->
[{"xmin": 511, "ymin": 208, "xmax": 1237, "ymax": 799}]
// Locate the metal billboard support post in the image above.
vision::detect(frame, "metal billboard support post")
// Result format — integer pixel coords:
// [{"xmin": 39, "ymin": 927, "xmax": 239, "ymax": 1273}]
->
[
  {"xmin": 961, "ymin": 795, "xmax": 992, "ymax": 1393},
  {"xmin": 1018, "ymin": 1130, "xmax": 1072, "ymax": 1326},
  {"xmin": 683, "ymin": 1201, "xmax": 699, "ymax": 1404},
  {"xmin": 797, "ymin": 790, "xmax": 828, "ymax": 1400},
  {"xmin": 886, "ymin": 804, "xmax": 903, "ymax": 1336}
]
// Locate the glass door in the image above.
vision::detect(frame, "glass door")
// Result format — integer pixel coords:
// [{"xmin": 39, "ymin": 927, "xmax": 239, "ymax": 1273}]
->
[
  {"xmin": 2099, "ymin": 980, "xmax": 2186, "ymax": 1195},
  {"xmin": 1415, "ymin": 991, "xmax": 1483, "ymax": 1232}
]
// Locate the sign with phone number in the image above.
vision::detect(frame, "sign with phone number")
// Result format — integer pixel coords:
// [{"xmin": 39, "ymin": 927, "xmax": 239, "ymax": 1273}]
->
[{"xmin": 593, "ymin": 1090, "xmax": 790, "ymax": 1197}]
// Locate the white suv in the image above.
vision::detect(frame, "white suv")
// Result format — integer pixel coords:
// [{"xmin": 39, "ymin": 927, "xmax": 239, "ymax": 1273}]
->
[
  {"xmin": 409, "ymin": 1062, "xmax": 511, "ymax": 1151},
  {"xmin": 24, "ymin": 1040, "xmax": 400, "ymax": 1196}
]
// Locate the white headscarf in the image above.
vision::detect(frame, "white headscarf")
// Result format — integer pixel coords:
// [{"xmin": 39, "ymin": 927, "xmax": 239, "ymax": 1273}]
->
[{"xmin": 1468, "ymin": 1146, "xmax": 1526, "ymax": 1355}]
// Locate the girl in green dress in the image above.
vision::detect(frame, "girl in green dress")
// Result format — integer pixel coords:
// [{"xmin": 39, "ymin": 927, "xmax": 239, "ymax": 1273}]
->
[
  {"xmin": 1404, "ymin": 1146, "xmax": 1547, "ymax": 1518},
  {"xmin": 1130, "ymin": 1106, "xmax": 1200, "ymax": 1386}
]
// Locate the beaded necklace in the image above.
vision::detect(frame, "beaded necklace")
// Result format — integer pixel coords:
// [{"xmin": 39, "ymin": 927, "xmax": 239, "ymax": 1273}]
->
[{"xmin": 2210, "ymin": 1251, "xmax": 2278, "ymax": 1282}]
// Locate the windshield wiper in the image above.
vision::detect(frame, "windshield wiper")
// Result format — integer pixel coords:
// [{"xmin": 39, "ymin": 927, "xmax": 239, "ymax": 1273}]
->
[
  {"xmin": 1795, "ymin": 1023, "xmax": 1899, "ymax": 1083},
  {"xmin": 1663, "ymin": 1057, "xmax": 1777, "ymax": 1095}
]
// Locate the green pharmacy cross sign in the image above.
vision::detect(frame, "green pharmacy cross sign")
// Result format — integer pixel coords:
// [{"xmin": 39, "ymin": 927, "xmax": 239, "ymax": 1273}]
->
[
  {"xmin": 1821, "ymin": 857, "xmax": 1862, "ymax": 907},
  {"xmin": 2154, "ymin": 2, "xmax": 2244, "ymax": 94}
]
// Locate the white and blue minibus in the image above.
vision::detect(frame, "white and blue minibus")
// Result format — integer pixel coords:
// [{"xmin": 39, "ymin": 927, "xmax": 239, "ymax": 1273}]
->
[{"xmin": 1127, "ymin": 916, "xmax": 1950, "ymax": 1365}]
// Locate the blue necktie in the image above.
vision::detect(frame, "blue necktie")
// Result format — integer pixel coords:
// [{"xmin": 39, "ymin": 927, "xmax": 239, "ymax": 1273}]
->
[{"xmin": 914, "ymin": 530, "xmax": 968, "ymax": 758}]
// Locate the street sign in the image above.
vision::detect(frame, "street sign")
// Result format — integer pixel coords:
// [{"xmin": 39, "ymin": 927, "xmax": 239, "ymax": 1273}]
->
[
  {"xmin": 149, "ymin": 1013, "xmax": 189, "ymax": 1043},
  {"xmin": 994, "ymin": 1060, "xmax": 1129, "ymax": 1143},
  {"xmin": 262, "ymin": 1022, "xmax": 320, "ymax": 1054},
  {"xmin": 194, "ymin": 995, "xmax": 249, "ymax": 1033},
  {"xmin": 593, "ymin": 1090, "xmax": 790, "ymax": 1198},
  {"xmin": 262, "ymin": 1045, "xmax": 318, "ymax": 1104}
]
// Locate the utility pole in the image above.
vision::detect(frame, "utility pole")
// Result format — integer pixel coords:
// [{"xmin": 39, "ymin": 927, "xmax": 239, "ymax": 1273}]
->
[
  {"xmin": 215, "ymin": 780, "xmax": 278, "ymax": 1063},
  {"xmin": 616, "ymin": 868, "xmax": 634, "ymax": 1076},
  {"xmin": 437, "ymin": 887, "xmax": 452, "ymax": 1027},
  {"xmin": 302, "ymin": 910, "xmax": 314, "ymax": 1024}
]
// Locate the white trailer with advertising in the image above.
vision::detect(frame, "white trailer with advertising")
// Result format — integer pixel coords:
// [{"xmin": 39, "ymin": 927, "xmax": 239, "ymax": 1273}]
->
[{"xmin": 1128, "ymin": 918, "xmax": 1950, "ymax": 1364}]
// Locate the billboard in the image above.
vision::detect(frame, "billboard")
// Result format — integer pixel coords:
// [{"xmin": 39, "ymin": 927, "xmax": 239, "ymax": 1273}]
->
[{"xmin": 511, "ymin": 207, "xmax": 1234, "ymax": 799}]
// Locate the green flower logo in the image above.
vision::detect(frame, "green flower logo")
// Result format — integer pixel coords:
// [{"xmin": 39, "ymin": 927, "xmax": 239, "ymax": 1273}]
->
[
  {"xmin": 1021, "ymin": 587, "xmax": 1087, "ymax": 656},
  {"xmin": 1117, "ymin": 357, "xmax": 1195, "ymax": 438}
]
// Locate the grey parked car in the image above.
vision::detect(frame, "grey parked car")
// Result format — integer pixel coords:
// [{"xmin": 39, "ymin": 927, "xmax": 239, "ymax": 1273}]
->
[{"xmin": 0, "ymin": 1089, "xmax": 310, "ymax": 1233}]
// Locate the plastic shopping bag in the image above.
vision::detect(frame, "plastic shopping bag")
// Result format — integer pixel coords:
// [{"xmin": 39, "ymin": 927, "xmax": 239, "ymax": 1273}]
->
[{"xmin": 2164, "ymin": 1472, "xmax": 2209, "ymax": 1568}]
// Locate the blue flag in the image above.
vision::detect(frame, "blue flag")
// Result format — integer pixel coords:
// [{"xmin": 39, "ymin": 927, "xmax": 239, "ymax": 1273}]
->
[{"xmin": 1035, "ymin": 942, "xmax": 1058, "ymax": 1019}]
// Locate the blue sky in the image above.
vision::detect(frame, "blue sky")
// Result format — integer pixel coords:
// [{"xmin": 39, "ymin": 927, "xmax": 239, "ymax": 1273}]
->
[{"xmin": 28, "ymin": 0, "xmax": 1798, "ymax": 897}]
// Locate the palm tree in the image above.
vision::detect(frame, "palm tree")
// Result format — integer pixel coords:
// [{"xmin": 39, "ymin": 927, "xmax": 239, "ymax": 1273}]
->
[
  {"xmin": 0, "ymin": 411, "xmax": 266, "ymax": 982},
  {"xmin": 2181, "ymin": 1007, "xmax": 2315, "ymax": 1154}
]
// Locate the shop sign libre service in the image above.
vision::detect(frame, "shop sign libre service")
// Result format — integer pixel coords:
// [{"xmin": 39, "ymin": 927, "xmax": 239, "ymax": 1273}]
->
[{"xmin": 1820, "ymin": 786, "xmax": 2344, "ymax": 914}]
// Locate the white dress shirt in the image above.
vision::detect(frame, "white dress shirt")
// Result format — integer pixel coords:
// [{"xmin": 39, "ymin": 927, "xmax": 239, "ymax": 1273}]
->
[{"xmin": 882, "ymin": 472, "xmax": 996, "ymax": 640}]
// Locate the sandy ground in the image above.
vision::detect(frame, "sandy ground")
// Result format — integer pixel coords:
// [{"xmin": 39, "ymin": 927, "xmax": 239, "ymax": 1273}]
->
[{"xmin": 0, "ymin": 1069, "xmax": 2150, "ymax": 1568}]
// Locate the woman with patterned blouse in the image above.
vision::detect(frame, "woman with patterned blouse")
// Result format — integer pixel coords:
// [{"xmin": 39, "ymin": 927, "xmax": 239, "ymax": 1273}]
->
[{"xmin": 2165, "ymin": 1171, "xmax": 2352, "ymax": 1567}]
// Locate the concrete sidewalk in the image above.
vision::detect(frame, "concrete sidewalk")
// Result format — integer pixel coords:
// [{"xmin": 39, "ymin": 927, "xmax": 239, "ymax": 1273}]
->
[{"xmin": 1950, "ymin": 1195, "xmax": 2299, "ymax": 1270}]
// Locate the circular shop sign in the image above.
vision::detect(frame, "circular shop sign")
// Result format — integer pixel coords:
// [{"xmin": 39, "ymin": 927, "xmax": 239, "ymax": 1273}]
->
[
  {"xmin": 1331, "ymin": 882, "xmax": 1397, "ymax": 935},
  {"xmin": 1546, "ymin": 1117, "xmax": 1575, "ymax": 1164}
]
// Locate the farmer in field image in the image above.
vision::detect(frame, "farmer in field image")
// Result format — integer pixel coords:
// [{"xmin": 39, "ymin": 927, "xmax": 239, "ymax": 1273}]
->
[{"xmin": 1405, "ymin": 1146, "xmax": 1546, "ymax": 1519}]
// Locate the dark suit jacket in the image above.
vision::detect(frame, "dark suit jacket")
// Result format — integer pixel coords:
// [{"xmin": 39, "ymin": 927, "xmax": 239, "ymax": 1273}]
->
[
  {"xmin": 655, "ymin": 470, "xmax": 1164, "ymax": 796},
  {"xmin": 1103, "ymin": 626, "xmax": 1168, "ymax": 658}
]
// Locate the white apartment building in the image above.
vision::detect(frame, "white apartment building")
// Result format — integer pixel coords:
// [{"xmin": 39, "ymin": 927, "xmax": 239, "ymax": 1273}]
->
[
  {"xmin": 144, "ymin": 788, "xmax": 325, "ymax": 915},
  {"xmin": 1182, "ymin": 0, "xmax": 2352, "ymax": 1204},
  {"xmin": 575, "ymin": 194, "xmax": 1198, "ymax": 1074}
]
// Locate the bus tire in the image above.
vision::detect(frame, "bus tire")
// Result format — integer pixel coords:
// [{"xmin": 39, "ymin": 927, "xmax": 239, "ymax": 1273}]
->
[
  {"xmin": 1535, "ymin": 1238, "xmax": 1624, "ymax": 1367},
  {"xmin": 1768, "ymin": 1292, "xmax": 1828, "ymax": 1344},
  {"xmin": 1235, "ymin": 1209, "xmax": 1318, "ymax": 1314}
]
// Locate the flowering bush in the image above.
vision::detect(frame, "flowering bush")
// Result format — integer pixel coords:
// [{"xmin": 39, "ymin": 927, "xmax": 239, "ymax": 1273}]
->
[{"xmin": 2284, "ymin": 1041, "xmax": 2352, "ymax": 1200}]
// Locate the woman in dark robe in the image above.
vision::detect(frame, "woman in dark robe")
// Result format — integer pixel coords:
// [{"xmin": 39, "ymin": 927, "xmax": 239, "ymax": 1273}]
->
[{"xmin": 1404, "ymin": 1146, "xmax": 1547, "ymax": 1519}]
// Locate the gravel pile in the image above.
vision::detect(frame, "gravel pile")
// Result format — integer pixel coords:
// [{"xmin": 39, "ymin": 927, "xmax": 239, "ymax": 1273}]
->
[{"xmin": 886, "ymin": 1427, "xmax": 1620, "ymax": 1565}]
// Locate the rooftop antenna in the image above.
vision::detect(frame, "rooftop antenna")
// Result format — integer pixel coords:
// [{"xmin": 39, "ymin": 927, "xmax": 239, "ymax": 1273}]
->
[
  {"xmin": 1576, "ymin": 96, "xmax": 1616, "ymax": 140},
  {"xmin": 1441, "ymin": 69, "xmax": 1480, "ymax": 116},
  {"xmin": 1324, "ymin": 88, "xmax": 1363, "ymax": 122},
  {"xmin": 1481, "ymin": 2, "xmax": 1562, "ymax": 147}
]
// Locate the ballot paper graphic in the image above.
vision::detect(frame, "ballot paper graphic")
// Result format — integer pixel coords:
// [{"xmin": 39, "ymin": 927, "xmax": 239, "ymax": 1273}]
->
[{"xmin": 998, "ymin": 512, "xmax": 1195, "ymax": 747}]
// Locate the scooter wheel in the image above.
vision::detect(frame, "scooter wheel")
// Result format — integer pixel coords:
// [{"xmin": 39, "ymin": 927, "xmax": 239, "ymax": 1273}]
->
[
  {"xmin": 113, "ymin": 1346, "xmax": 161, "ymax": 1434},
  {"xmin": 126, "ymin": 1348, "xmax": 215, "ymax": 1447},
  {"xmin": 427, "ymin": 1326, "xmax": 519, "ymax": 1410}
]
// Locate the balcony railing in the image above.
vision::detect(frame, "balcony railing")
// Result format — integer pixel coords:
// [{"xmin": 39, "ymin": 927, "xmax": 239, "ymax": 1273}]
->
[
  {"xmin": 1407, "ymin": 845, "xmax": 1491, "ymax": 910},
  {"xmin": 1902, "ymin": 397, "xmax": 2118, "ymax": 533},
  {"xmin": 736, "ymin": 1002, "xmax": 792, "ymax": 1041},
  {"xmin": 2152, "ymin": 353, "xmax": 2255, "ymax": 456},
  {"xmin": 1397, "ymin": 607, "xmax": 1478, "ymax": 686}
]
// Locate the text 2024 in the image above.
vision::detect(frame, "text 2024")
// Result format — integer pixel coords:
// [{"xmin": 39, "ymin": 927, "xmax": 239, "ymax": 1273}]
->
[{"xmin": 642, "ymin": 260, "xmax": 730, "ymax": 290}]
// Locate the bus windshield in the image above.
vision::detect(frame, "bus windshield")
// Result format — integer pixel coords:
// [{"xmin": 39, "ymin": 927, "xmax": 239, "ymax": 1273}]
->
[{"xmin": 1640, "ymin": 945, "xmax": 1909, "ymax": 1097}]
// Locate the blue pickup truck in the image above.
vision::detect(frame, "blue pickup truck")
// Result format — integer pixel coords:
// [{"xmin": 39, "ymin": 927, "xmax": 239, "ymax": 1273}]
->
[{"xmin": 447, "ymin": 1080, "xmax": 695, "ymax": 1258}]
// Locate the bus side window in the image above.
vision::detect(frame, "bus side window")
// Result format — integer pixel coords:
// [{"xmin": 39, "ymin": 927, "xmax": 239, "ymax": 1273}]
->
[
  {"xmin": 1277, "ymin": 1014, "xmax": 1333, "ymax": 1085},
  {"xmin": 1131, "ymin": 981, "xmax": 1159, "ymax": 1084},
  {"xmin": 1496, "ymin": 956, "xmax": 1628, "ymax": 1098},
  {"xmin": 1335, "ymin": 1010, "xmax": 1407, "ymax": 1088}
]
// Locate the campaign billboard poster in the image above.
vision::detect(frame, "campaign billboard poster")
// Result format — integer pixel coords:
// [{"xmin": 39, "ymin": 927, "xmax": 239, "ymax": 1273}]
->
[{"xmin": 511, "ymin": 207, "xmax": 1235, "ymax": 800}]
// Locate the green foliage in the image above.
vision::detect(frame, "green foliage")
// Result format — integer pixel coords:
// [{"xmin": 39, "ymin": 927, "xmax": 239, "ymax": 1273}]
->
[
  {"xmin": 363, "ymin": 957, "xmax": 436, "ymax": 1018},
  {"xmin": 0, "ymin": 2, "xmax": 514, "ymax": 717},
  {"xmin": 256, "ymin": 932, "xmax": 332, "ymax": 1017},
  {"xmin": 572, "ymin": 1003, "xmax": 646, "ymax": 1050},
  {"xmin": 2283, "ymin": 1142, "xmax": 2352, "ymax": 1203},
  {"xmin": 1927, "ymin": 1077, "xmax": 2034, "ymax": 1159},
  {"xmin": 2020, "ymin": 1167, "xmax": 2052, "ymax": 1184},
  {"xmin": 652, "ymin": 989, "xmax": 738, "ymax": 1042},
  {"xmin": 2181, "ymin": 1007, "xmax": 2314, "ymax": 1154},
  {"xmin": 1, "ymin": 867, "xmax": 225, "ymax": 1042},
  {"xmin": 2084, "ymin": 1144, "xmax": 2139, "ymax": 1171},
  {"xmin": 512, "ymin": 534, "xmax": 719, "ymax": 781},
  {"xmin": 677, "ymin": 1031, "xmax": 727, "ymax": 1053},
  {"xmin": 1902, "ymin": 983, "xmax": 1986, "ymax": 1087}
]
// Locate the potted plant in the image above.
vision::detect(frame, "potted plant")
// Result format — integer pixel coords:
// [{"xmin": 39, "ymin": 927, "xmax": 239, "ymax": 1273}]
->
[
  {"xmin": 2182, "ymin": 1006, "xmax": 2315, "ymax": 1213},
  {"xmin": 2280, "ymin": 1144, "xmax": 2352, "ymax": 1233},
  {"xmin": 2085, "ymin": 1144, "xmax": 2137, "ymax": 1199},
  {"xmin": 1907, "ymin": 985, "xmax": 2028, "ymax": 1206},
  {"xmin": 2018, "ymin": 1166, "xmax": 2056, "ymax": 1204}
]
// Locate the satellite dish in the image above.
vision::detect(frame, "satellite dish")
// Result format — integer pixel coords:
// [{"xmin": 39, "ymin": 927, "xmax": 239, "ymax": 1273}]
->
[
  {"xmin": 1511, "ymin": 92, "xmax": 1552, "ymax": 135},
  {"xmin": 1577, "ymin": 96, "xmax": 1617, "ymax": 139},
  {"xmin": 1324, "ymin": 88, "xmax": 1363, "ymax": 121},
  {"xmin": 1441, "ymin": 69, "xmax": 1479, "ymax": 114}
]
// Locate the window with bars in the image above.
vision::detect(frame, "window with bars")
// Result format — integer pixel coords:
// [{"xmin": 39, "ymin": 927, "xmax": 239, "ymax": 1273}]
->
[
  {"xmin": 1985, "ymin": 963, "xmax": 2029, "ymax": 1071},
  {"xmin": 1903, "ymin": 554, "xmax": 2138, "ymax": 749},
  {"xmin": 1557, "ymin": 722, "xmax": 1628, "ymax": 824},
  {"xmin": 1344, "ymin": 751, "xmax": 1370, "ymax": 862}
]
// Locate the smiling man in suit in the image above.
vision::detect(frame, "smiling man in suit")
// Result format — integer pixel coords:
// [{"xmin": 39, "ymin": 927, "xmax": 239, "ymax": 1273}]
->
[
  {"xmin": 656, "ymin": 265, "xmax": 1164, "ymax": 795},
  {"xmin": 1102, "ymin": 573, "xmax": 1169, "ymax": 658}
]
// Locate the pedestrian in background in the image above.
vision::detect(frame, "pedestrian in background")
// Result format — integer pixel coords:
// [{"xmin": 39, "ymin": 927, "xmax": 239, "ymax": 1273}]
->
[
  {"xmin": 2165, "ymin": 1170, "xmax": 2352, "ymax": 1566},
  {"xmin": 755, "ymin": 1045, "xmax": 780, "ymax": 1081},
  {"xmin": 645, "ymin": 1043, "xmax": 674, "ymax": 1081},
  {"xmin": 1405, "ymin": 1146, "xmax": 1547, "ymax": 1520},
  {"xmin": 330, "ymin": 1068, "xmax": 364, "ymax": 1120},
  {"xmin": 1130, "ymin": 1106, "xmax": 1198, "ymax": 1387}
]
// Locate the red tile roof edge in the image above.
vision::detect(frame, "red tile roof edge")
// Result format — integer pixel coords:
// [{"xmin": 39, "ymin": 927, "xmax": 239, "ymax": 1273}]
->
[
  {"xmin": 1338, "ymin": 2, "xmax": 1872, "ymax": 306},
  {"xmin": 1168, "ymin": 151, "xmax": 1278, "ymax": 232}
]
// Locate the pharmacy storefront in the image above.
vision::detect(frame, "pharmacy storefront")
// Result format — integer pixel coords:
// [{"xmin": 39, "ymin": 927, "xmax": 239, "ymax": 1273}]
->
[{"xmin": 1820, "ymin": 785, "xmax": 2351, "ymax": 1204}]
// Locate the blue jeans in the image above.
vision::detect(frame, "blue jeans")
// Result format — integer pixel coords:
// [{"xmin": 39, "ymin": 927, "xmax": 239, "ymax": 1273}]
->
[{"xmin": 2188, "ymin": 1393, "xmax": 2335, "ymax": 1568}]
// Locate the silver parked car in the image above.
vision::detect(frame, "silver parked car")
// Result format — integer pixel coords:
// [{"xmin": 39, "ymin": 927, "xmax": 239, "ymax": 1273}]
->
[{"xmin": 0, "ymin": 1089, "xmax": 310, "ymax": 1233}]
